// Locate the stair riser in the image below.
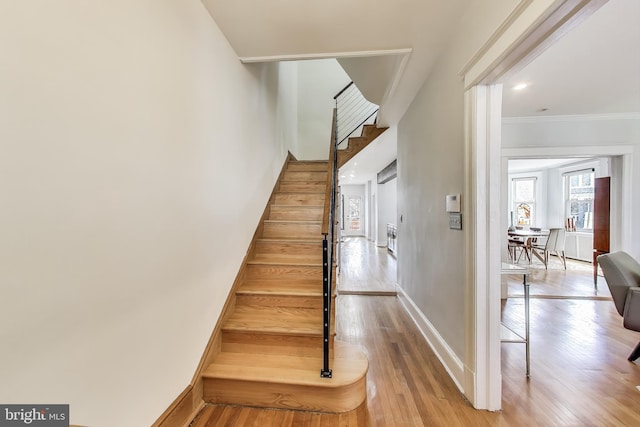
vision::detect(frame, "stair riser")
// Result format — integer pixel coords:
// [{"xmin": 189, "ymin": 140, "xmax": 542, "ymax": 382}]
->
[
  {"xmin": 245, "ymin": 264, "xmax": 336, "ymax": 282},
  {"xmin": 361, "ymin": 125, "xmax": 387, "ymax": 139},
  {"xmin": 269, "ymin": 206, "xmax": 323, "ymax": 221},
  {"xmin": 263, "ymin": 222, "xmax": 322, "ymax": 239},
  {"xmin": 221, "ymin": 332, "xmax": 333, "ymax": 357},
  {"xmin": 283, "ymin": 171, "xmax": 327, "ymax": 182},
  {"xmin": 287, "ymin": 162, "xmax": 328, "ymax": 172},
  {"xmin": 279, "ymin": 182, "xmax": 326, "ymax": 193},
  {"xmin": 246, "ymin": 265, "xmax": 323, "ymax": 281},
  {"xmin": 274, "ymin": 193, "xmax": 325, "ymax": 206},
  {"xmin": 203, "ymin": 377, "xmax": 366, "ymax": 413},
  {"xmin": 235, "ymin": 294, "xmax": 322, "ymax": 309},
  {"xmin": 254, "ymin": 240, "xmax": 323, "ymax": 258}
]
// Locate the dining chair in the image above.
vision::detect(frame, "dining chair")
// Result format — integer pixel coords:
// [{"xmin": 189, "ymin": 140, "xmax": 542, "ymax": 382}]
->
[
  {"xmin": 507, "ymin": 235, "xmax": 530, "ymax": 263},
  {"xmin": 531, "ymin": 228, "xmax": 566, "ymax": 269}
]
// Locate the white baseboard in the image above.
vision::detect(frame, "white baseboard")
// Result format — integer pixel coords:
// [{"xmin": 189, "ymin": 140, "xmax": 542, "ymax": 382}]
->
[{"xmin": 396, "ymin": 285, "xmax": 465, "ymax": 393}]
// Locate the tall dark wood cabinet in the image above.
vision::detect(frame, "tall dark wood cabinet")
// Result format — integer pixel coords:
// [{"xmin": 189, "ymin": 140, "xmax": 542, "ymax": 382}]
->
[{"xmin": 593, "ymin": 177, "xmax": 610, "ymax": 286}]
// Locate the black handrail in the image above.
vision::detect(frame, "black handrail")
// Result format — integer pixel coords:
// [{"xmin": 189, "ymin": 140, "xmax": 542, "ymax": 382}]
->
[
  {"xmin": 320, "ymin": 82, "xmax": 379, "ymax": 378},
  {"xmin": 333, "ymin": 81, "xmax": 354, "ymax": 100},
  {"xmin": 320, "ymin": 110, "xmax": 338, "ymax": 379}
]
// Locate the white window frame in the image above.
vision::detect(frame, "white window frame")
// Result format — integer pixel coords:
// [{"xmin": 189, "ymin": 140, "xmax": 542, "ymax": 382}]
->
[
  {"xmin": 511, "ymin": 177, "xmax": 537, "ymax": 227},
  {"xmin": 563, "ymin": 168, "xmax": 595, "ymax": 232}
]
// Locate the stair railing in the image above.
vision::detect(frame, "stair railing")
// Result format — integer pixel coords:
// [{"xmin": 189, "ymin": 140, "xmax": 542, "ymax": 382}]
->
[
  {"xmin": 321, "ymin": 83, "xmax": 379, "ymax": 377},
  {"xmin": 320, "ymin": 108, "xmax": 338, "ymax": 378},
  {"xmin": 333, "ymin": 81, "xmax": 379, "ymax": 148}
]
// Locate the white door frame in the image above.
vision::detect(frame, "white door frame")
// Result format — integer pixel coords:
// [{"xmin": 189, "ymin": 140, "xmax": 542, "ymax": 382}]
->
[{"xmin": 461, "ymin": 0, "xmax": 608, "ymax": 410}]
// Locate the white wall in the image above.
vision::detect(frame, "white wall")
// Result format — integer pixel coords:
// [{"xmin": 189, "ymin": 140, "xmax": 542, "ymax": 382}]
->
[
  {"xmin": 278, "ymin": 62, "xmax": 300, "ymax": 156},
  {"xmin": 297, "ymin": 59, "xmax": 351, "ymax": 160},
  {"xmin": 503, "ymin": 114, "xmax": 640, "ymax": 258},
  {"xmin": 397, "ymin": 0, "xmax": 518, "ymax": 368},
  {"xmin": 0, "ymin": 1, "xmax": 296, "ymax": 426},
  {"xmin": 376, "ymin": 178, "xmax": 398, "ymax": 247}
]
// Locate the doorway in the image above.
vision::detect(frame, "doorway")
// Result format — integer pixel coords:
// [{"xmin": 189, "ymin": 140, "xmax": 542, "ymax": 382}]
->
[
  {"xmin": 461, "ymin": 0, "xmax": 631, "ymax": 410},
  {"xmin": 345, "ymin": 195, "xmax": 363, "ymax": 235}
]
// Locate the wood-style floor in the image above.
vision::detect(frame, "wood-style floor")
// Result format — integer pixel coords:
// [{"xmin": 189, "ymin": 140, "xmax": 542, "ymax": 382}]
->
[
  {"xmin": 192, "ymin": 239, "xmax": 640, "ymax": 426},
  {"xmin": 506, "ymin": 254, "xmax": 613, "ymax": 300},
  {"xmin": 337, "ymin": 237, "xmax": 397, "ymax": 295}
]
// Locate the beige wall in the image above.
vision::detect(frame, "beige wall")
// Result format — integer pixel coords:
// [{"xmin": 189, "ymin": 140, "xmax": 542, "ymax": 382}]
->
[
  {"xmin": 0, "ymin": 1, "xmax": 296, "ymax": 426},
  {"xmin": 397, "ymin": 0, "xmax": 519, "ymax": 361}
]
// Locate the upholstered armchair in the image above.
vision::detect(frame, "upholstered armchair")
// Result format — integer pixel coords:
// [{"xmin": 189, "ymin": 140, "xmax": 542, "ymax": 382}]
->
[{"xmin": 597, "ymin": 251, "xmax": 640, "ymax": 361}]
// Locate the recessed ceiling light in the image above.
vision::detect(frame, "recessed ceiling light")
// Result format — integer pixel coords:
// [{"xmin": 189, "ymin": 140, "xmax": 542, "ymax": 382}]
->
[
  {"xmin": 513, "ymin": 83, "xmax": 528, "ymax": 91},
  {"xmin": 340, "ymin": 175, "xmax": 346, "ymax": 179}
]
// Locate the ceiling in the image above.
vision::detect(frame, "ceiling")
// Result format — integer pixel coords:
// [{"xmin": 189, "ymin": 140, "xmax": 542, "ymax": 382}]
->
[
  {"xmin": 503, "ymin": 0, "xmax": 640, "ymax": 172},
  {"xmin": 338, "ymin": 129, "xmax": 397, "ymax": 186},
  {"xmin": 201, "ymin": 0, "xmax": 471, "ymax": 126},
  {"xmin": 501, "ymin": 0, "xmax": 640, "ymax": 117},
  {"xmin": 201, "ymin": 0, "xmax": 639, "ymax": 182}
]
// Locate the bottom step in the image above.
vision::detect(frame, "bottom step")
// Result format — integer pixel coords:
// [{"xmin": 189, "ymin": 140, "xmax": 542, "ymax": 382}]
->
[{"xmin": 202, "ymin": 340, "xmax": 368, "ymax": 413}]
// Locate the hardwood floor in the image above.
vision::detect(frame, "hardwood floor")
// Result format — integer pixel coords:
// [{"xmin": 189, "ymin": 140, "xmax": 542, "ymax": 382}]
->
[
  {"xmin": 192, "ymin": 239, "xmax": 640, "ymax": 426},
  {"xmin": 337, "ymin": 237, "xmax": 397, "ymax": 295},
  {"xmin": 506, "ymin": 257, "xmax": 612, "ymax": 300}
]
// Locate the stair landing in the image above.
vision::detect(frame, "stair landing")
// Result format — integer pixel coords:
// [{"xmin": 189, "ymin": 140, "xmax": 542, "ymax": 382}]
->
[{"xmin": 202, "ymin": 340, "xmax": 368, "ymax": 413}]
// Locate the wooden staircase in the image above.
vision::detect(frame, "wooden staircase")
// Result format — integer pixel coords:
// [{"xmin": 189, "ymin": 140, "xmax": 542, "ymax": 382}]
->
[
  {"xmin": 201, "ymin": 159, "xmax": 368, "ymax": 413},
  {"xmin": 337, "ymin": 123, "xmax": 388, "ymax": 168}
]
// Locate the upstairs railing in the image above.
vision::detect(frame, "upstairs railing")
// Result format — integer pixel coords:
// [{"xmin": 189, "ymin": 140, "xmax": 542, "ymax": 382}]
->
[
  {"xmin": 320, "ymin": 82, "xmax": 379, "ymax": 377},
  {"xmin": 334, "ymin": 81, "xmax": 379, "ymax": 147}
]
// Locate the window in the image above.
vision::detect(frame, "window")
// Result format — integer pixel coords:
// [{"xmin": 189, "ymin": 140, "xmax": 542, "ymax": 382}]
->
[
  {"xmin": 347, "ymin": 196, "xmax": 361, "ymax": 231},
  {"xmin": 512, "ymin": 177, "xmax": 536, "ymax": 226},
  {"xmin": 564, "ymin": 169, "xmax": 595, "ymax": 231}
]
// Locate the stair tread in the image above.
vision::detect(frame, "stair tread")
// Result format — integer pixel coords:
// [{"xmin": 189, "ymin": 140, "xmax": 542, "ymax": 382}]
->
[
  {"xmin": 243, "ymin": 277, "xmax": 321, "ymax": 286},
  {"xmin": 288, "ymin": 160, "xmax": 328, "ymax": 164},
  {"xmin": 249, "ymin": 254, "xmax": 322, "ymax": 265},
  {"xmin": 281, "ymin": 180, "xmax": 327, "ymax": 184},
  {"xmin": 275, "ymin": 192, "xmax": 325, "ymax": 195},
  {"xmin": 272, "ymin": 194, "xmax": 325, "ymax": 207},
  {"xmin": 238, "ymin": 281, "xmax": 322, "ymax": 296},
  {"xmin": 264, "ymin": 219, "xmax": 322, "ymax": 224},
  {"xmin": 256, "ymin": 237, "xmax": 324, "ymax": 243},
  {"xmin": 271, "ymin": 206, "xmax": 324, "ymax": 210},
  {"xmin": 203, "ymin": 340, "xmax": 367, "ymax": 388},
  {"xmin": 273, "ymin": 196, "xmax": 325, "ymax": 202},
  {"xmin": 223, "ymin": 306, "xmax": 322, "ymax": 335}
]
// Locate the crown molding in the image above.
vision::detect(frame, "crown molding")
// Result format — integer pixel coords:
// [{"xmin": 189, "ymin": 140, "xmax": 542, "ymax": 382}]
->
[
  {"xmin": 461, "ymin": 0, "xmax": 607, "ymax": 89},
  {"xmin": 239, "ymin": 48, "xmax": 413, "ymax": 63},
  {"xmin": 502, "ymin": 112, "xmax": 640, "ymax": 124}
]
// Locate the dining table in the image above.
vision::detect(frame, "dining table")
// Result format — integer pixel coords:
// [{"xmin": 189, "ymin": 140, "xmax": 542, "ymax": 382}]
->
[
  {"xmin": 508, "ymin": 229, "xmax": 549, "ymax": 264},
  {"xmin": 501, "ymin": 262, "xmax": 531, "ymax": 376}
]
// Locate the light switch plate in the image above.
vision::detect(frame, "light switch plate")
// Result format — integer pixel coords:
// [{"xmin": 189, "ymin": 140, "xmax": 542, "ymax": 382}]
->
[
  {"xmin": 449, "ymin": 213, "xmax": 462, "ymax": 230},
  {"xmin": 446, "ymin": 194, "xmax": 461, "ymax": 212}
]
